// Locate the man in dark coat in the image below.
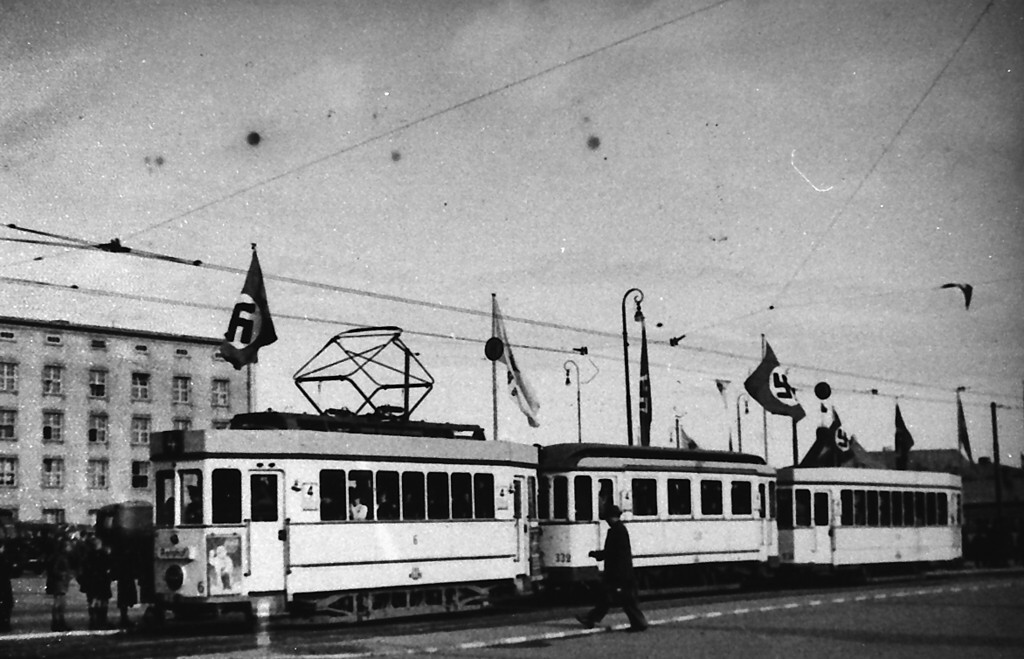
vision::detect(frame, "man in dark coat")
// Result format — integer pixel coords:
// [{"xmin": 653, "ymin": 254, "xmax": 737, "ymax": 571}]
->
[{"xmin": 576, "ymin": 505, "xmax": 648, "ymax": 632}]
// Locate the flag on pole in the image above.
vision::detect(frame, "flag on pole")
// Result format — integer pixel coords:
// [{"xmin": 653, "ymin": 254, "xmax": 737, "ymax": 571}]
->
[
  {"xmin": 743, "ymin": 341, "xmax": 805, "ymax": 421},
  {"xmin": 956, "ymin": 391, "xmax": 973, "ymax": 463},
  {"xmin": 638, "ymin": 319, "xmax": 652, "ymax": 447},
  {"xmin": 715, "ymin": 379, "xmax": 733, "ymax": 451},
  {"xmin": 679, "ymin": 420, "xmax": 699, "ymax": 449},
  {"xmin": 220, "ymin": 247, "xmax": 277, "ymax": 370},
  {"xmin": 492, "ymin": 298, "xmax": 541, "ymax": 428},
  {"xmin": 894, "ymin": 403, "xmax": 915, "ymax": 470},
  {"xmin": 800, "ymin": 403, "xmax": 881, "ymax": 467}
]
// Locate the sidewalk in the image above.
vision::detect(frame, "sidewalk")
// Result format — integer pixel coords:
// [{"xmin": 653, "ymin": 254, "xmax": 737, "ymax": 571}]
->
[{"xmin": 1, "ymin": 576, "xmax": 131, "ymax": 640}]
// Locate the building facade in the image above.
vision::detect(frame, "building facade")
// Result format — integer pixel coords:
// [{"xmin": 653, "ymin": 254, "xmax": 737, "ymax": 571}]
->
[{"xmin": 0, "ymin": 316, "xmax": 250, "ymax": 525}]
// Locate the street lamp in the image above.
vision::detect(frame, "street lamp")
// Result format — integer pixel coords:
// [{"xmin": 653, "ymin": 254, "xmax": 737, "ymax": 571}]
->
[
  {"xmin": 564, "ymin": 360, "xmax": 582, "ymax": 443},
  {"xmin": 621, "ymin": 287, "xmax": 644, "ymax": 447},
  {"xmin": 736, "ymin": 392, "xmax": 749, "ymax": 453}
]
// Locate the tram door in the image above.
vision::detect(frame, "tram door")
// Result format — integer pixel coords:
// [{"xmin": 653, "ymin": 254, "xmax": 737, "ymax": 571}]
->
[
  {"xmin": 246, "ymin": 471, "xmax": 286, "ymax": 593},
  {"xmin": 512, "ymin": 476, "xmax": 530, "ymax": 573}
]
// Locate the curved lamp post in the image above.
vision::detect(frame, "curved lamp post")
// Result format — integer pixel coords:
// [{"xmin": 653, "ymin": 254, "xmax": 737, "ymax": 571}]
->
[
  {"xmin": 621, "ymin": 287, "xmax": 644, "ymax": 447},
  {"xmin": 564, "ymin": 360, "xmax": 582, "ymax": 443}
]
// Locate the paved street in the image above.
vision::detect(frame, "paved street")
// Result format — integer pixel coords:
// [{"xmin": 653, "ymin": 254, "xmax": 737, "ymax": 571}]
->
[{"xmin": 2, "ymin": 572, "xmax": 1022, "ymax": 658}]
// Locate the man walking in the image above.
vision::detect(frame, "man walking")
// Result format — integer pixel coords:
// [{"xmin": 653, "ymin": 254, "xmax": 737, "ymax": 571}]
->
[{"xmin": 576, "ymin": 505, "xmax": 648, "ymax": 632}]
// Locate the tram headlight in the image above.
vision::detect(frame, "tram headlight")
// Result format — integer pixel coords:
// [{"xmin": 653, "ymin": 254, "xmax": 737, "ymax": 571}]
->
[{"xmin": 165, "ymin": 564, "xmax": 184, "ymax": 591}]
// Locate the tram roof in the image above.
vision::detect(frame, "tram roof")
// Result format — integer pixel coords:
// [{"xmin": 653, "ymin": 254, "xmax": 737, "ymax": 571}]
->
[
  {"xmin": 150, "ymin": 427, "xmax": 538, "ymax": 467},
  {"xmin": 777, "ymin": 466, "xmax": 962, "ymax": 488},
  {"xmin": 539, "ymin": 443, "xmax": 769, "ymax": 471}
]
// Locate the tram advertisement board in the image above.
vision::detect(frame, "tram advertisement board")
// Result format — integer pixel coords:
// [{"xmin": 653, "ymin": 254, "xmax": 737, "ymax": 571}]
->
[{"xmin": 206, "ymin": 534, "xmax": 243, "ymax": 595}]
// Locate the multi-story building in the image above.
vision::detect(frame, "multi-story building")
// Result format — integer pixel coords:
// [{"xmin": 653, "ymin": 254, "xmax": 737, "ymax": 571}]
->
[{"xmin": 0, "ymin": 316, "xmax": 250, "ymax": 525}]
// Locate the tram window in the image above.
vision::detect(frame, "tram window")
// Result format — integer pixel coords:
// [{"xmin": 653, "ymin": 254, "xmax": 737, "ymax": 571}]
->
[
  {"xmin": 527, "ymin": 476, "xmax": 537, "ymax": 519},
  {"xmin": 250, "ymin": 474, "xmax": 278, "ymax": 522},
  {"xmin": 731, "ymin": 481, "xmax": 752, "ymax": 516},
  {"xmin": 632, "ymin": 479, "xmax": 658, "ymax": 517},
  {"xmin": 777, "ymin": 488, "xmax": 793, "ymax": 529},
  {"xmin": 427, "ymin": 472, "xmax": 449, "ymax": 520},
  {"xmin": 402, "ymin": 472, "xmax": 426, "ymax": 520},
  {"xmin": 853, "ymin": 490, "xmax": 866, "ymax": 526},
  {"xmin": 794, "ymin": 489, "xmax": 811, "ymax": 527},
  {"xmin": 903, "ymin": 491, "xmax": 915, "ymax": 526},
  {"xmin": 320, "ymin": 470, "xmax": 347, "ymax": 521},
  {"xmin": 879, "ymin": 491, "xmax": 892, "ymax": 526},
  {"xmin": 891, "ymin": 491, "xmax": 903, "ymax": 527},
  {"xmin": 212, "ymin": 469, "xmax": 241, "ymax": 524},
  {"xmin": 598, "ymin": 479, "xmax": 613, "ymax": 519},
  {"xmin": 668, "ymin": 479, "xmax": 691, "ymax": 516},
  {"xmin": 840, "ymin": 490, "xmax": 853, "ymax": 526},
  {"xmin": 475, "ymin": 473, "xmax": 496, "ymax": 519},
  {"xmin": 451, "ymin": 472, "xmax": 473, "ymax": 519},
  {"xmin": 769, "ymin": 481, "xmax": 777, "ymax": 520},
  {"xmin": 538, "ymin": 476, "xmax": 550, "ymax": 520},
  {"xmin": 955, "ymin": 494, "xmax": 961, "ymax": 525},
  {"xmin": 574, "ymin": 476, "xmax": 593, "ymax": 521},
  {"xmin": 867, "ymin": 490, "xmax": 879, "ymax": 527},
  {"xmin": 349, "ymin": 470, "xmax": 374, "ymax": 521},
  {"xmin": 937, "ymin": 493, "xmax": 948, "ymax": 526},
  {"xmin": 814, "ymin": 492, "xmax": 829, "ymax": 526},
  {"xmin": 926, "ymin": 492, "xmax": 937, "ymax": 526},
  {"xmin": 700, "ymin": 480, "xmax": 723, "ymax": 516},
  {"xmin": 552, "ymin": 476, "xmax": 569, "ymax": 520},
  {"xmin": 180, "ymin": 471, "xmax": 203, "ymax": 525},
  {"xmin": 758, "ymin": 483, "xmax": 766, "ymax": 519},
  {"xmin": 376, "ymin": 471, "xmax": 400, "ymax": 520},
  {"xmin": 156, "ymin": 470, "xmax": 174, "ymax": 526},
  {"xmin": 914, "ymin": 492, "xmax": 925, "ymax": 527}
]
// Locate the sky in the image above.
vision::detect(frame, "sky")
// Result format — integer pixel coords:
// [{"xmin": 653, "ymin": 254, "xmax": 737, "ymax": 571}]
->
[{"xmin": 2, "ymin": 0, "xmax": 1022, "ymax": 468}]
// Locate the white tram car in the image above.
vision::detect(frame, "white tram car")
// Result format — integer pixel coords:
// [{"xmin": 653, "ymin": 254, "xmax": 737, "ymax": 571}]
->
[
  {"xmin": 149, "ymin": 413, "xmax": 540, "ymax": 621},
  {"xmin": 537, "ymin": 444, "xmax": 778, "ymax": 588},
  {"xmin": 776, "ymin": 467, "xmax": 963, "ymax": 573}
]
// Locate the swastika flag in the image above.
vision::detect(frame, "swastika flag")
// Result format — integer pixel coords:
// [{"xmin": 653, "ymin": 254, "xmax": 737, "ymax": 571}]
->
[
  {"xmin": 743, "ymin": 341, "xmax": 805, "ymax": 421},
  {"xmin": 220, "ymin": 248, "xmax": 278, "ymax": 370}
]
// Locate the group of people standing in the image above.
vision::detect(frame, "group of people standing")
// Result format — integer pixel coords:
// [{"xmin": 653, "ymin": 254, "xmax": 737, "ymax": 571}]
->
[{"xmin": 44, "ymin": 535, "xmax": 139, "ymax": 632}]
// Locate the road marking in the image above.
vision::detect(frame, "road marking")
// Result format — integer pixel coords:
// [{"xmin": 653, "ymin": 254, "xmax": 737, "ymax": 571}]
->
[
  {"xmin": 733, "ymin": 608, "xmax": 751, "ymax": 614},
  {"xmin": 832, "ymin": 597, "xmax": 846, "ymax": 603},
  {"xmin": 759, "ymin": 605, "xmax": 778, "ymax": 612},
  {"xmin": 704, "ymin": 611, "xmax": 723, "ymax": 618},
  {"xmin": 873, "ymin": 594, "xmax": 887, "ymax": 600},
  {"xmin": 782, "ymin": 603, "xmax": 800, "ymax": 609},
  {"xmin": 808, "ymin": 600, "xmax": 822, "ymax": 606}
]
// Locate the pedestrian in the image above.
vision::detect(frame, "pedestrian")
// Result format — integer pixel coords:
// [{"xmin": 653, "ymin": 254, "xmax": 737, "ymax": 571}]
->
[
  {"xmin": 45, "ymin": 539, "xmax": 75, "ymax": 632},
  {"xmin": 0, "ymin": 540, "xmax": 13, "ymax": 632},
  {"xmin": 79, "ymin": 536, "xmax": 112, "ymax": 629},
  {"xmin": 575, "ymin": 505, "xmax": 648, "ymax": 632},
  {"xmin": 115, "ymin": 549, "xmax": 138, "ymax": 629}
]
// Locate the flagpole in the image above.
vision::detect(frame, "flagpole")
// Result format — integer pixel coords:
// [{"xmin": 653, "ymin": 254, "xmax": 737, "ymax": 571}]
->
[
  {"xmin": 991, "ymin": 402, "xmax": 1003, "ymax": 553},
  {"xmin": 491, "ymin": 293, "xmax": 498, "ymax": 442},
  {"xmin": 791, "ymin": 417, "xmax": 799, "ymax": 465},
  {"xmin": 761, "ymin": 334, "xmax": 768, "ymax": 461},
  {"xmin": 246, "ymin": 363, "xmax": 253, "ymax": 413}
]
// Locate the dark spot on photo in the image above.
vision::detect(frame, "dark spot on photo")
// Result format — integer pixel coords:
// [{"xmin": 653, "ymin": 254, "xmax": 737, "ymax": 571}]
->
[
  {"xmin": 247, "ymin": 131, "xmax": 261, "ymax": 146},
  {"xmin": 391, "ymin": 150, "xmax": 401, "ymax": 162},
  {"xmin": 587, "ymin": 135, "xmax": 601, "ymax": 150},
  {"xmin": 155, "ymin": 155, "xmax": 165, "ymax": 166}
]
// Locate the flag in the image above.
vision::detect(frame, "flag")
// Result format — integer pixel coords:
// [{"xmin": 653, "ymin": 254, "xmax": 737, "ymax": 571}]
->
[
  {"xmin": 800, "ymin": 404, "xmax": 881, "ymax": 468},
  {"xmin": 715, "ymin": 379, "xmax": 733, "ymax": 451},
  {"xmin": 743, "ymin": 342, "xmax": 805, "ymax": 421},
  {"xmin": 679, "ymin": 420, "xmax": 699, "ymax": 450},
  {"xmin": 638, "ymin": 319, "xmax": 652, "ymax": 447},
  {"xmin": 956, "ymin": 391, "xmax": 973, "ymax": 463},
  {"xmin": 894, "ymin": 403, "xmax": 915, "ymax": 470},
  {"xmin": 220, "ymin": 248, "xmax": 277, "ymax": 370},
  {"xmin": 493, "ymin": 298, "xmax": 541, "ymax": 427}
]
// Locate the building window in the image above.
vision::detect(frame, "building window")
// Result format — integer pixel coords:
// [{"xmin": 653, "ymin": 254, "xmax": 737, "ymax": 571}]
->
[
  {"xmin": 172, "ymin": 376, "xmax": 192, "ymax": 404},
  {"xmin": 131, "ymin": 372, "xmax": 150, "ymax": 401},
  {"xmin": 88, "ymin": 369, "xmax": 107, "ymax": 398},
  {"xmin": 88, "ymin": 413, "xmax": 109, "ymax": 444},
  {"xmin": 211, "ymin": 419, "xmax": 230, "ymax": 429},
  {"xmin": 0, "ymin": 409, "xmax": 16, "ymax": 441},
  {"xmin": 90, "ymin": 338, "xmax": 107, "ymax": 350},
  {"xmin": 175, "ymin": 348, "xmax": 189, "ymax": 357},
  {"xmin": 211, "ymin": 379, "xmax": 230, "ymax": 408},
  {"xmin": 130, "ymin": 416, "xmax": 151, "ymax": 445},
  {"xmin": 87, "ymin": 459, "xmax": 109, "ymax": 489},
  {"xmin": 42, "ymin": 411, "xmax": 64, "ymax": 443},
  {"xmin": 42, "ymin": 508, "xmax": 66, "ymax": 524},
  {"xmin": 42, "ymin": 458, "xmax": 64, "ymax": 488},
  {"xmin": 0, "ymin": 457, "xmax": 17, "ymax": 487},
  {"xmin": 134, "ymin": 344, "xmax": 148, "ymax": 353},
  {"xmin": 45, "ymin": 334, "xmax": 63, "ymax": 346},
  {"xmin": 173, "ymin": 418, "xmax": 192, "ymax": 431},
  {"xmin": 42, "ymin": 364, "xmax": 63, "ymax": 396},
  {"xmin": 0, "ymin": 330, "xmax": 15, "ymax": 341},
  {"xmin": 131, "ymin": 461, "xmax": 150, "ymax": 489},
  {"xmin": 0, "ymin": 362, "xmax": 17, "ymax": 393}
]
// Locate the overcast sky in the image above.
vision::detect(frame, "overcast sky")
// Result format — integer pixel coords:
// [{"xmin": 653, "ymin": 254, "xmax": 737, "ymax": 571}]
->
[{"xmin": 2, "ymin": 0, "xmax": 1022, "ymax": 467}]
